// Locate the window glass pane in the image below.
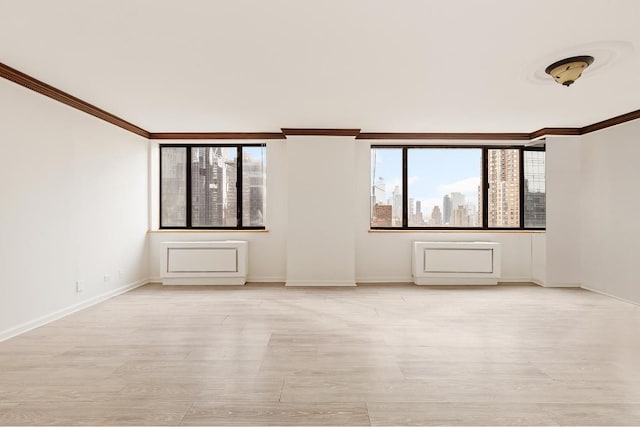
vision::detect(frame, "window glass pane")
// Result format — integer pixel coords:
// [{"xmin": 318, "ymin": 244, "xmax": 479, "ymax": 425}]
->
[
  {"xmin": 191, "ymin": 147, "xmax": 238, "ymax": 227},
  {"xmin": 488, "ymin": 149, "xmax": 520, "ymax": 228},
  {"xmin": 161, "ymin": 147, "xmax": 187, "ymax": 227},
  {"xmin": 408, "ymin": 149, "xmax": 482, "ymax": 227},
  {"xmin": 242, "ymin": 146, "xmax": 266, "ymax": 227},
  {"xmin": 524, "ymin": 150, "xmax": 546, "ymax": 228},
  {"xmin": 371, "ymin": 148, "xmax": 402, "ymax": 227}
]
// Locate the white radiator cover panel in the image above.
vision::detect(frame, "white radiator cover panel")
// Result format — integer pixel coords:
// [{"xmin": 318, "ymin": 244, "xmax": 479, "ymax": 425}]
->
[
  {"xmin": 160, "ymin": 241, "xmax": 248, "ymax": 285},
  {"xmin": 168, "ymin": 248, "xmax": 237, "ymax": 273},
  {"xmin": 413, "ymin": 241, "xmax": 501, "ymax": 285},
  {"xmin": 424, "ymin": 249, "xmax": 494, "ymax": 273}
]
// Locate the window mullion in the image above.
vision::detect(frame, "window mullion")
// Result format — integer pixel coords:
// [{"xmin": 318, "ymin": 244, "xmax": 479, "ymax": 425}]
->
[
  {"xmin": 186, "ymin": 146, "xmax": 192, "ymax": 228},
  {"xmin": 482, "ymin": 147, "xmax": 488, "ymax": 228},
  {"xmin": 402, "ymin": 147, "xmax": 408, "ymax": 228},
  {"xmin": 237, "ymin": 146, "xmax": 243, "ymax": 228},
  {"xmin": 519, "ymin": 147, "xmax": 525, "ymax": 229},
  {"xmin": 159, "ymin": 146, "xmax": 164, "ymax": 228}
]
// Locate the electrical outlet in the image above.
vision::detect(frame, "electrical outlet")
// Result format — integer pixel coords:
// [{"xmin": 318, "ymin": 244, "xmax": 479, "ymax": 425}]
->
[
  {"xmin": 76, "ymin": 280, "xmax": 84, "ymax": 293},
  {"xmin": 104, "ymin": 274, "xmax": 111, "ymax": 283},
  {"xmin": 118, "ymin": 269, "xmax": 123, "ymax": 280}
]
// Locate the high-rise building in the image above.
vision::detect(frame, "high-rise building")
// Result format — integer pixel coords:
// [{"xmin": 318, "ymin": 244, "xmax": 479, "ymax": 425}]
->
[
  {"xmin": 431, "ymin": 205, "xmax": 442, "ymax": 225},
  {"xmin": 224, "ymin": 157, "xmax": 238, "ymax": 226},
  {"xmin": 415, "ymin": 200, "xmax": 423, "ymax": 225},
  {"xmin": 465, "ymin": 202, "xmax": 478, "ymax": 227},
  {"xmin": 191, "ymin": 147, "xmax": 223, "ymax": 226},
  {"xmin": 451, "ymin": 205, "xmax": 469, "ymax": 227},
  {"xmin": 488, "ymin": 149, "xmax": 520, "ymax": 227},
  {"xmin": 409, "ymin": 198, "xmax": 422, "ymax": 225},
  {"xmin": 190, "ymin": 147, "xmax": 238, "ymax": 227},
  {"xmin": 523, "ymin": 151, "xmax": 546, "ymax": 228},
  {"xmin": 372, "ymin": 205, "xmax": 392, "ymax": 227},
  {"xmin": 160, "ymin": 148, "xmax": 187, "ymax": 226},
  {"xmin": 443, "ymin": 195, "xmax": 452, "ymax": 224},
  {"xmin": 392, "ymin": 185, "xmax": 402, "ymax": 226},
  {"xmin": 451, "ymin": 192, "xmax": 465, "ymax": 211},
  {"xmin": 524, "ymin": 180, "xmax": 546, "ymax": 227},
  {"xmin": 371, "ymin": 177, "xmax": 386, "ymax": 214},
  {"xmin": 242, "ymin": 151, "xmax": 266, "ymax": 226},
  {"xmin": 477, "ymin": 184, "xmax": 482, "ymax": 226}
]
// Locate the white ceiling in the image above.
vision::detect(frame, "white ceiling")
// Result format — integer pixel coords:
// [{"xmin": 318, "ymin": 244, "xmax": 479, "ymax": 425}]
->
[{"xmin": 1, "ymin": 0, "xmax": 639, "ymax": 133}]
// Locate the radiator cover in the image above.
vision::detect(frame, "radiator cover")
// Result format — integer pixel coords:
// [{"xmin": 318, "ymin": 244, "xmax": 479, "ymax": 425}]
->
[
  {"xmin": 412, "ymin": 241, "xmax": 501, "ymax": 285},
  {"xmin": 160, "ymin": 241, "xmax": 248, "ymax": 285}
]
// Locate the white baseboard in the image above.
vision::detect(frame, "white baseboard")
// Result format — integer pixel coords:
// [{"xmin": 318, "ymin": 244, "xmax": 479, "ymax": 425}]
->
[
  {"xmin": 514, "ymin": 278, "xmax": 578, "ymax": 287},
  {"xmin": 541, "ymin": 282, "xmax": 581, "ymax": 288},
  {"xmin": 356, "ymin": 276, "xmax": 413, "ymax": 283},
  {"xmin": 247, "ymin": 276, "xmax": 286, "ymax": 283},
  {"xmin": 162, "ymin": 277, "xmax": 246, "ymax": 285},
  {"xmin": 0, "ymin": 278, "xmax": 149, "ymax": 343},
  {"xmin": 582, "ymin": 286, "xmax": 640, "ymax": 306},
  {"xmin": 285, "ymin": 280, "xmax": 357, "ymax": 287},
  {"xmin": 356, "ymin": 276, "xmax": 541, "ymax": 285},
  {"xmin": 150, "ymin": 276, "xmax": 286, "ymax": 284},
  {"xmin": 499, "ymin": 277, "xmax": 535, "ymax": 283},
  {"xmin": 414, "ymin": 277, "xmax": 498, "ymax": 286}
]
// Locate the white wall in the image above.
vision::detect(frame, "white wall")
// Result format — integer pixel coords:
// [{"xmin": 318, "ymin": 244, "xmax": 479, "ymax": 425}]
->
[
  {"xmin": 0, "ymin": 79, "xmax": 149, "ymax": 340},
  {"xmin": 285, "ymin": 136, "xmax": 356, "ymax": 286},
  {"xmin": 545, "ymin": 136, "xmax": 582, "ymax": 287},
  {"xmin": 580, "ymin": 120, "xmax": 640, "ymax": 304},
  {"xmin": 531, "ymin": 233, "xmax": 546, "ymax": 285}
]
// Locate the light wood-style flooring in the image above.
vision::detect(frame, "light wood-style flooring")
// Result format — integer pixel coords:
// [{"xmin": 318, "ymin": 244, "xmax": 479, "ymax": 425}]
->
[{"xmin": 1, "ymin": 283, "xmax": 640, "ymax": 425}]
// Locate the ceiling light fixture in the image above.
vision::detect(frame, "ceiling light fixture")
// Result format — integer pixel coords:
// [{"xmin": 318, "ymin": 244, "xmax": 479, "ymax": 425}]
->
[{"xmin": 545, "ymin": 55, "xmax": 594, "ymax": 87}]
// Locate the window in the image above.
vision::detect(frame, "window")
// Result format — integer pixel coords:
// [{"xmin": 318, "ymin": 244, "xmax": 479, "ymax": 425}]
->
[
  {"xmin": 371, "ymin": 148, "xmax": 402, "ymax": 227},
  {"xmin": 370, "ymin": 146, "xmax": 545, "ymax": 230},
  {"xmin": 160, "ymin": 147, "xmax": 187, "ymax": 227},
  {"xmin": 408, "ymin": 148, "xmax": 482, "ymax": 227},
  {"xmin": 160, "ymin": 144, "xmax": 266, "ymax": 229},
  {"xmin": 487, "ymin": 148, "xmax": 520, "ymax": 228},
  {"xmin": 523, "ymin": 149, "xmax": 546, "ymax": 228}
]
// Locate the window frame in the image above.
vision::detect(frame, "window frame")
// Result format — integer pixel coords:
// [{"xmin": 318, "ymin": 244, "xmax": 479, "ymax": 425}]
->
[
  {"xmin": 370, "ymin": 144, "xmax": 546, "ymax": 231},
  {"xmin": 159, "ymin": 143, "xmax": 266, "ymax": 230}
]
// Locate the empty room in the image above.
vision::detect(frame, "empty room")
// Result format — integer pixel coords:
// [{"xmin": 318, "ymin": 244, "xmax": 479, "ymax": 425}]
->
[{"xmin": 1, "ymin": 0, "xmax": 640, "ymax": 426}]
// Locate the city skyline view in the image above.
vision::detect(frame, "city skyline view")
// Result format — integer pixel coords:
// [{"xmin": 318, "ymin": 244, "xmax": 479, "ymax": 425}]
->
[
  {"xmin": 371, "ymin": 147, "xmax": 545, "ymax": 228},
  {"xmin": 371, "ymin": 148, "xmax": 481, "ymax": 226}
]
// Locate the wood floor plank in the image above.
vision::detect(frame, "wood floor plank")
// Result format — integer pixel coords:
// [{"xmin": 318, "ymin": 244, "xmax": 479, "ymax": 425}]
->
[
  {"xmin": 0, "ymin": 403, "xmax": 19, "ymax": 419},
  {"xmin": 180, "ymin": 401, "xmax": 370, "ymax": 426},
  {"xmin": 0, "ymin": 383, "xmax": 127, "ymax": 402},
  {"xmin": 397, "ymin": 360, "xmax": 547, "ymax": 380},
  {"xmin": 0, "ymin": 401, "xmax": 193, "ymax": 426},
  {"xmin": 541, "ymin": 403, "xmax": 640, "ymax": 426},
  {"xmin": 113, "ymin": 360, "xmax": 262, "ymax": 378},
  {"xmin": 366, "ymin": 402, "xmax": 559, "ymax": 426}
]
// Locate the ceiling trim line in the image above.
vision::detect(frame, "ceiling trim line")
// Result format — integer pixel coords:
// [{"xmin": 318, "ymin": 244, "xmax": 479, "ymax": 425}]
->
[
  {"xmin": 0, "ymin": 62, "xmax": 150, "ymax": 138},
  {"xmin": 149, "ymin": 132, "xmax": 285, "ymax": 140},
  {"xmin": 356, "ymin": 132, "xmax": 530, "ymax": 141},
  {"xmin": 281, "ymin": 128, "xmax": 362, "ymax": 137},
  {"xmin": 529, "ymin": 128, "xmax": 581, "ymax": 140},
  {"xmin": 581, "ymin": 109, "xmax": 640, "ymax": 135}
]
